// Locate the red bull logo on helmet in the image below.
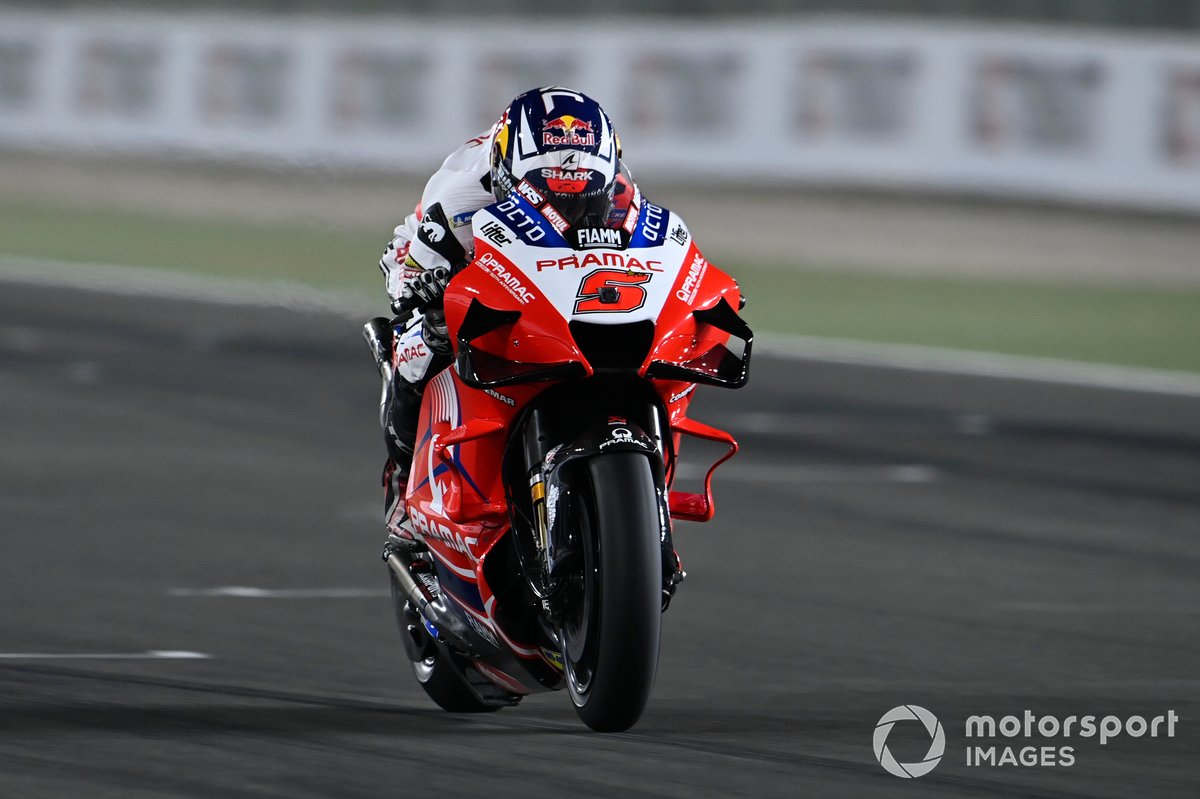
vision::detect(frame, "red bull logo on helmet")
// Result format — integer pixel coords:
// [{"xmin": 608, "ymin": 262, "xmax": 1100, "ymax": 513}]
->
[{"xmin": 543, "ymin": 115, "xmax": 596, "ymax": 147}]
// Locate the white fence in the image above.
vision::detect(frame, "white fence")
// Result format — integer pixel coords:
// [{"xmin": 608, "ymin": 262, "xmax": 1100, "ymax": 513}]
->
[{"xmin": 1, "ymin": 11, "xmax": 1199, "ymax": 212}]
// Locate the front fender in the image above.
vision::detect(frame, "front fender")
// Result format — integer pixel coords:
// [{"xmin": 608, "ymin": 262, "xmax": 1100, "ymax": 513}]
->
[
  {"xmin": 541, "ymin": 420, "xmax": 668, "ymax": 580},
  {"xmin": 545, "ymin": 420, "xmax": 660, "ymax": 475}
]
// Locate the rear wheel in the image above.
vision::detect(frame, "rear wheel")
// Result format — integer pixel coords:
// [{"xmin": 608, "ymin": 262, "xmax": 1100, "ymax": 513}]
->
[
  {"xmin": 409, "ymin": 650, "xmax": 501, "ymax": 714},
  {"xmin": 388, "ymin": 570, "xmax": 500, "ymax": 713},
  {"xmin": 560, "ymin": 452, "xmax": 663, "ymax": 732}
]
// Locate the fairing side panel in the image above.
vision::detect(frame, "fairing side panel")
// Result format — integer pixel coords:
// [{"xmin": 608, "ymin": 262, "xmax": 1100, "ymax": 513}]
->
[{"xmin": 407, "ymin": 369, "xmax": 562, "ymax": 690}]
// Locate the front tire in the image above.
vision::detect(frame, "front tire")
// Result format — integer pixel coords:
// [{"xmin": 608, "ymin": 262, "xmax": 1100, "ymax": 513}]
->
[{"xmin": 560, "ymin": 452, "xmax": 663, "ymax": 732}]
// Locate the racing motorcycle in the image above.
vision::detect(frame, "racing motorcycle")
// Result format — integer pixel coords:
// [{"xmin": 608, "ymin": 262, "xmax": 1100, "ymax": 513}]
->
[{"xmin": 364, "ymin": 181, "xmax": 751, "ymax": 732}]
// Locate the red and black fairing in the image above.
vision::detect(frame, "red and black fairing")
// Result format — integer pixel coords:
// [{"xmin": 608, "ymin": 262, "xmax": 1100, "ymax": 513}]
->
[{"xmin": 402, "ymin": 194, "xmax": 751, "ymax": 696}]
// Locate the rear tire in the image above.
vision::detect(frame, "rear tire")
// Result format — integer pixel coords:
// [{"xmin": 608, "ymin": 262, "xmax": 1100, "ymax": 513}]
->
[
  {"xmin": 388, "ymin": 570, "xmax": 500, "ymax": 713},
  {"xmin": 560, "ymin": 452, "xmax": 663, "ymax": 732},
  {"xmin": 410, "ymin": 651, "xmax": 501, "ymax": 714}
]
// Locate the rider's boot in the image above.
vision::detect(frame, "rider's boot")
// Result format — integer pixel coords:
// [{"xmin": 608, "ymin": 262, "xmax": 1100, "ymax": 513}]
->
[
  {"xmin": 365, "ymin": 314, "xmax": 451, "ymax": 547},
  {"xmin": 382, "ymin": 379, "xmax": 422, "ymax": 542},
  {"xmin": 365, "ymin": 317, "xmax": 418, "ymax": 543}
]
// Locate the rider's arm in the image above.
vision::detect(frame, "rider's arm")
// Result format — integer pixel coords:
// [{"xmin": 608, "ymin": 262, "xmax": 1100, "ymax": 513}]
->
[
  {"xmin": 379, "ymin": 211, "xmax": 421, "ymax": 307},
  {"xmin": 378, "ymin": 137, "xmax": 494, "ymax": 311}
]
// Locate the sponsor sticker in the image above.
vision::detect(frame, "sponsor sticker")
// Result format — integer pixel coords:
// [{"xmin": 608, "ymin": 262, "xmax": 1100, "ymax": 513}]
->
[
  {"xmin": 540, "ymin": 203, "xmax": 570, "ymax": 234},
  {"xmin": 409, "ymin": 508, "xmax": 477, "ymax": 556},
  {"xmin": 390, "ymin": 239, "xmax": 411, "ymax": 264},
  {"xmin": 535, "ymin": 251, "xmax": 662, "ymax": 273},
  {"xmin": 641, "ymin": 203, "xmax": 667, "ymax": 243},
  {"xmin": 541, "ymin": 166, "xmax": 593, "ymax": 194},
  {"xmin": 599, "ymin": 426, "xmax": 651, "ymax": 450},
  {"xmin": 575, "ymin": 227, "xmax": 625, "ymax": 249},
  {"xmin": 478, "ymin": 251, "xmax": 535, "ymax": 305},
  {"xmin": 675, "ymin": 251, "xmax": 708, "ymax": 304},
  {"xmin": 495, "ymin": 198, "xmax": 547, "ymax": 242},
  {"xmin": 395, "ymin": 342, "xmax": 428, "ymax": 365},
  {"xmin": 480, "ymin": 220, "xmax": 513, "ymax": 247},
  {"xmin": 623, "ymin": 189, "xmax": 641, "ymax": 235},
  {"xmin": 484, "ymin": 387, "xmax": 516, "ymax": 407},
  {"xmin": 668, "ymin": 385, "xmax": 696, "ymax": 404},
  {"xmin": 463, "ymin": 613, "xmax": 499, "ymax": 647},
  {"xmin": 540, "ymin": 648, "xmax": 564, "ymax": 670},
  {"xmin": 419, "ymin": 218, "xmax": 446, "ymax": 243},
  {"xmin": 516, "ymin": 179, "xmax": 546, "ymax": 206},
  {"xmin": 542, "ymin": 115, "xmax": 596, "ymax": 147}
]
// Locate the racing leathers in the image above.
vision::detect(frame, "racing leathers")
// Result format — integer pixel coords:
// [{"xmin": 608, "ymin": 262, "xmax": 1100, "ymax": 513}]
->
[{"xmin": 374, "ymin": 131, "xmax": 637, "ymax": 537}]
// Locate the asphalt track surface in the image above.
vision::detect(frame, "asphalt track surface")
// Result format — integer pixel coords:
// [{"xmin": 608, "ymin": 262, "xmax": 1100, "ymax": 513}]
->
[{"xmin": 1, "ymin": 280, "xmax": 1197, "ymax": 798}]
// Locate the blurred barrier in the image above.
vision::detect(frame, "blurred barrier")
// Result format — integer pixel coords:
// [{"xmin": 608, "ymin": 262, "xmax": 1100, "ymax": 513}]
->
[{"xmin": 1, "ymin": 11, "xmax": 1198, "ymax": 212}]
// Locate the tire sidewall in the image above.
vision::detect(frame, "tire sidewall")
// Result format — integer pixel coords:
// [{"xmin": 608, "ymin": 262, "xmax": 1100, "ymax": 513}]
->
[{"xmin": 564, "ymin": 452, "xmax": 664, "ymax": 731}]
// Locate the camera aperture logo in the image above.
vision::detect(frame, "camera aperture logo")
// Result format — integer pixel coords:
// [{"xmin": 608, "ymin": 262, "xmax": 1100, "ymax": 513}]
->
[
  {"xmin": 873, "ymin": 705, "xmax": 1181, "ymax": 777},
  {"xmin": 873, "ymin": 705, "xmax": 946, "ymax": 778}
]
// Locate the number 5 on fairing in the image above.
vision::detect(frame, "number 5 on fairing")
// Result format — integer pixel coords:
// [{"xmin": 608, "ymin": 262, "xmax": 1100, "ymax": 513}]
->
[{"xmin": 573, "ymin": 269, "xmax": 652, "ymax": 314}]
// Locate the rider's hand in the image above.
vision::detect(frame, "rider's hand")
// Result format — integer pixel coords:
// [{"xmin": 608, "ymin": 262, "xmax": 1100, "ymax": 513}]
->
[
  {"xmin": 421, "ymin": 309, "xmax": 452, "ymax": 355},
  {"xmin": 399, "ymin": 266, "xmax": 451, "ymax": 311}
]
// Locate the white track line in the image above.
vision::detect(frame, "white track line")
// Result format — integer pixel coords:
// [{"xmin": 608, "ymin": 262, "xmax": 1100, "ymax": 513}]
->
[
  {"xmin": 0, "ymin": 650, "xmax": 210, "ymax": 660},
  {"xmin": 169, "ymin": 587, "xmax": 389, "ymax": 598},
  {"xmin": 5, "ymin": 254, "xmax": 1200, "ymax": 397}
]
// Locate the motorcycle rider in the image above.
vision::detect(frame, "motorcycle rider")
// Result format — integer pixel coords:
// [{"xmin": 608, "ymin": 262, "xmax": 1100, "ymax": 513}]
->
[{"xmin": 366, "ymin": 87, "xmax": 638, "ymax": 540}]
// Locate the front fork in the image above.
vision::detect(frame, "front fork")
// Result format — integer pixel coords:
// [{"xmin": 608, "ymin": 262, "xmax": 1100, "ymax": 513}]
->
[
  {"xmin": 523, "ymin": 409, "xmax": 553, "ymax": 570},
  {"xmin": 522, "ymin": 406, "xmax": 685, "ymax": 613},
  {"xmin": 645, "ymin": 405, "xmax": 687, "ymax": 609}
]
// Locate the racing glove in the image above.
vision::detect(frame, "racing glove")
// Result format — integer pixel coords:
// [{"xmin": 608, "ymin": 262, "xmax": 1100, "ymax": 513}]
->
[
  {"xmin": 397, "ymin": 266, "xmax": 451, "ymax": 313},
  {"xmin": 388, "ymin": 201, "xmax": 467, "ymax": 315},
  {"xmin": 422, "ymin": 308, "xmax": 452, "ymax": 355}
]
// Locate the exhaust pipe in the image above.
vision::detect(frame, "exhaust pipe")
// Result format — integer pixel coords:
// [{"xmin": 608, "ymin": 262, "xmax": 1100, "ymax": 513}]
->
[
  {"xmin": 363, "ymin": 317, "xmax": 394, "ymax": 377},
  {"xmin": 384, "ymin": 550, "xmax": 476, "ymax": 654}
]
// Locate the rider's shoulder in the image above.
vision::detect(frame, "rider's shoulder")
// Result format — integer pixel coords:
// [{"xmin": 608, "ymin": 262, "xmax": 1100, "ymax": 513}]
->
[
  {"xmin": 420, "ymin": 139, "xmax": 495, "ymax": 231},
  {"xmin": 439, "ymin": 132, "xmax": 493, "ymax": 173}
]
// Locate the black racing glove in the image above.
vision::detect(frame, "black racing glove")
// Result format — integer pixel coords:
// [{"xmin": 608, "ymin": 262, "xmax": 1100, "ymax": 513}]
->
[
  {"xmin": 386, "ymin": 203, "xmax": 466, "ymax": 316},
  {"xmin": 422, "ymin": 309, "xmax": 452, "ymax": 355},
  {"xmin": 397, "ymin": 266, "xmax": 451, "ymax": 313}
]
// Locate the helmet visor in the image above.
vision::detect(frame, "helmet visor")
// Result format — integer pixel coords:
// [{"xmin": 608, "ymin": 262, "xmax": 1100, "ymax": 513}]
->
[{"xmin": 546, "ymin": 190, "xmax": 613, "ymax": 229}]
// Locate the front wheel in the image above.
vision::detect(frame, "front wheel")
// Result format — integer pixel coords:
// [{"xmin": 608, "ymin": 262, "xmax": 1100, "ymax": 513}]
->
[{"xmin": 560, "ymin": 452, "xmax": 664, "ymax": 732}]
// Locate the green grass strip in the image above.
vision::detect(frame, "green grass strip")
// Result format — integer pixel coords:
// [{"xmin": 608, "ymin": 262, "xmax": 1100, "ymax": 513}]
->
[
  {"xmin": 1, "ymin": 201, "xmax": 383, "ymax": 295},
  {"xmin": 732, "ymin": 263, "xmax": 1200, "ymax": 373},
  {"xmin": 3, "ymin": 201, "xmax": 1197, "ymax": 373}
]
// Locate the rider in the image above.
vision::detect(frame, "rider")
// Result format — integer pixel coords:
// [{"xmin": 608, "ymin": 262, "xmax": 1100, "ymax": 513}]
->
[{"xmin": 367, "ymin": 86, "xmax": 638, "ymax": 540}]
